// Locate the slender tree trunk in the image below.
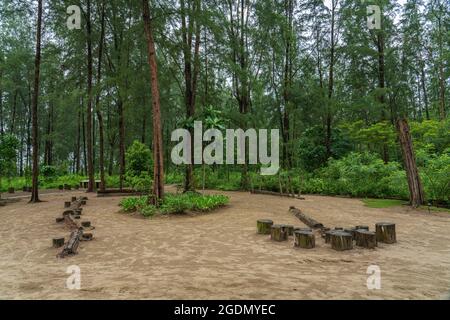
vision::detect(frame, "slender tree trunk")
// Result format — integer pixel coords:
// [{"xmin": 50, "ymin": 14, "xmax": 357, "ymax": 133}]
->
[
  {"xmin": 11, "ymin": 90, "xmax": 18, "ymax": 134},
  {"xmin": 118, "ymin": 98, "xmax": 125, "ymax": 190},
  {"xmin": 181, "ymin": 0, "xmax": 201, "ymax": 192},
  {"xmin": 396, "ymin": 119, "xmax": 425, "ymax": 208},
  {"xmin": 143, "ymin": 0, "xmax": 165, "ymax": 204},
  {"xmin": 86, "ymin": 0, "xmax": 95, "ymax": 192},
  {"xmin": 376, "ymin": 30, "xmax": 389, "ymax": 163},
  {"xmin": 95, "ymin": 0, "xmax": 106, "ymax": 192},
  {"xmin": 420, "ymin": 63, "xmax": 430, "ymax": 121},
  {"xmin": 30, "ymin": 0, "xmax": 43, "ymax": 203},
  {"xmin": 0, "ymin": 61, "xmax": 3, "ymax": 135},
  {"xmin": 325, "ymin": 0, "xmax": 337, "ymax": 160}
]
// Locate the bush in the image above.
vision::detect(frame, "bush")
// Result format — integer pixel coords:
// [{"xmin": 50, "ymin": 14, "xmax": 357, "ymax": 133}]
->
[
  {"xmin": 119, "ymin": 192, "xmax": 229, "ymax": 217},
  {"xmin": 125, "ymin": 141, "xmax": 152, "ymax": 177}
]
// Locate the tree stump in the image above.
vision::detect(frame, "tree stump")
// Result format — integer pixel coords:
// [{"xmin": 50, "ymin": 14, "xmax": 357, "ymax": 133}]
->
[
  {"xmin": 64, "ymin": 201, "xmax": 71, "ymax": 208},
  {"xmin": 376, "ymin": 222, "xmax": 396, "ymax": 244},
  {"xmin": 58, "ymin": 185, "xmax": 64, "ymax": 190},
  {"xmin": 81, "ymin": 221, "xmax": 91, "ymax": 228},
  {"xmin": 257, "ymin": 219, "xmax": 273, "ymax": 234},
  {"xmin": 330, "ymin": 231, "xmax": 353, "ymax": 251},
  {"xmin": 53, "ymin": 238, "xmax": 65, "ymax": 248},
  {"xmin": 64, "ymin": 184, "xmax": 71, "ymax": 191},
  {"xmin": 295, "ymin": 227, "xmax": 312, "ymax": 233},
  {"xmin": 294, "ymin": 230, "xmax": 315, "ymax": 249},
  {"xmin": 71, "ymin": 196, "xmax": 77, "ymax": 202},
  {"xmin": 334, "ymin": 227, "xmax": 343, "ymax": 231},
  {"xmin": 344, "ymin": 228, "xmax": 357, "ymax": 239},
  {"xmin": 281, "ymin": 224, "xmax": 294, "ymax": 236},
  {"xmin": 8, "ymin": 187, "xmax": 14, "ymax": 194},
  {"xmin": 325, "ymin": 230, "xmax": 337, "ymax": 244},
  {"xmin": 81, "ymin": 200, "xmax": 87, "ymax": 205},
  {"xmin": 355, "ymin": 230, "xmax": 377, "ymax": 249},
  {"xmin": 356, "ymin": 225, "xmax": 369, "ymax": 231},
  {"xmin": 81, "ymin": 233, "xmax": 93, "ymax": 241},
  {"xmin": 74, "ymin": 215, "xmax": 81, "ymax": 220},
  {"xmin": 271, "ymin": 225, "xmax": 288, "ymax": 242},
  {"xmin": 56, "ymin": 217, "xmax": 65, "ymax": 223}
]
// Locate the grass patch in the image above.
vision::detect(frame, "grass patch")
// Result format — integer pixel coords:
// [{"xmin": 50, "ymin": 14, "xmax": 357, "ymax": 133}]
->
[
  {"xmin": 362, "ymin": 198, "xmax": 408, "ymax": 208},
  {"xmin": 119, "ymin": 192, "xmax": 229, "ymax": 217}
]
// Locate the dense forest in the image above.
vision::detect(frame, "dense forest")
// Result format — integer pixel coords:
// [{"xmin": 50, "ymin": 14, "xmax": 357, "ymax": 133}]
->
[{"xmin": 0, "ymin": 0, "xmax": 448, "ymax": 206}]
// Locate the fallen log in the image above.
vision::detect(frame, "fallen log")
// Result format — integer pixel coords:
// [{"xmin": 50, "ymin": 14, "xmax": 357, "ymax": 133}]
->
[
  {"xmin": 250, "ymin": 189, "xmax": 305, "ymax": 200},
  {"xmin": 58, "ymin": 228, "xmax": 83, "ymax": 258},
  {"xmin": 289, "ymin": 206, "xmax": 324, "ymax": 229}
]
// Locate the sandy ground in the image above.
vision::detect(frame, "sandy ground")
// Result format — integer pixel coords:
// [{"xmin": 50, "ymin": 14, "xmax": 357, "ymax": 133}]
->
[{"xmin": 0, "ymin": 188, "xmax": 449, "ymax": 300}]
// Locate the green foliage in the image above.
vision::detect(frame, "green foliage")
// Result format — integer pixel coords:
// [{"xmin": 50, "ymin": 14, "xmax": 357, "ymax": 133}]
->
[
  {"xmin": 40, "ymin": 165, "xmax": 57, "ymax": 178},
  {"xmin": 125, "ymin": 140, "xmax": 152, "ymax": 177},
  {"xmin": 0, "ymin": 134, "xmax": 19, "ymax": 180},
  {"xmin": 119, "ymin": 192, "xmax": 229, "ymax": 217}
]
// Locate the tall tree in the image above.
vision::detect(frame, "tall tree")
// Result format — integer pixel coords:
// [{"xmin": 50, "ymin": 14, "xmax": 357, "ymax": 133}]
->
[
  {"xmin": 143, "ymin": 0, "xmax": 165, "ymax": 204},
  {"xmin": 86, "ymin": 0, "xmax": 95, "ymax": 192},
  {"xmin": 30, "ymin": 0, "xmax": 43, "ymax": 203}
]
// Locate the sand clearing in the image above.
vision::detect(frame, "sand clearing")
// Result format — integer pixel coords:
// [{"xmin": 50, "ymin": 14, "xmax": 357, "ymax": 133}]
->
[{"xmin": 0, "ymin": 188, "xmax": 449, "ymax": 300}]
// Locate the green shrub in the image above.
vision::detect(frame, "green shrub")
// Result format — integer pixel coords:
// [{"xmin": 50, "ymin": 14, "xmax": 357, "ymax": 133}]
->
[
  {"xmin": 125, "ymin": 141, "xmax": 152, "ymax": 177},
  {"xmin": 119, "ymin": 192, "xmax": 229, "ymax": 217}
]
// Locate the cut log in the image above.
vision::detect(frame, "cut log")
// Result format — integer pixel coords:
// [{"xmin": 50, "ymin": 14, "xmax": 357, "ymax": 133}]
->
[
  {"xmin": 58, "ymin": 228, "xmax": 83, "ymax": 258},
  {"xmin": 356, "ymin": 225, "xmax": 369, "ymax": 231},
  {"xmin": 334, "ymin": 227, "xmax": 343, "ymax": 231},
  {"xmin": 64, "ymin": 184, "xmax": 71, "ymax": 190},
  {"xmin": 331, "ymin": 231, "xmax": 353, "ymax": 251},
  {"xmin": 376, "ymin": 222, "xmax": 396, "ymax": 244},
  {"xmin": 71, "ymin": 196, "xmax": 77, "ymax": 202},
  {"xmin": 355, "ymin": 230, "xmax": 377, "ymax": 249},
  {"xmin": 64, "ymin": 214, "xmax": 79, "ymax": 229},
  {"xmin": 81, "ymin": 200, "xmax": 87, "ymax": 205},
  {"xmin": 8, "ymin": 187, "xmax": 14, "ymax": 194},
  {"xmin": 52, "ymin": 237, "xmax": 65, "ymax": 248},
  {"xmin": 281, "ymin": 224, "xmax": 294, "ymax": 236},
  {"xmin": 344, "ymin": 228, "xmax": 357, "ymax": 239},
  {"xmin": 271, "ymin": 225, "xmax": 288, "ymax": 242},
  {"xmin": 81, "ymin": 221, "xmax": 91, "ymax": 228},
  {"xmin": 257, "ymin": 219, "xmax": 273, "ymax": 235},
  {"xmin": 251, "ymin": 190, "xmax": 305, "ymax": 200},
  {"xmin": 325, "ymin": 230, "xmax": 339, "ymax": 244},
  {"xmin": 64, "ymin": 201, "xmax": 71, "ymax": 208},
  {"xmin": 81, "ymin": 233, "xmax": 93, "ymax": 241},
  {"xmin": 294, "ymin": 230, "xmax": 315, "ymax": 249},
  {"xmin": 289, "ymin": 207, "xmax": 324, "ymax": 229},
  {"xmin": 56, "ymin": 217, "xmax": 65, "ymax": 223}
]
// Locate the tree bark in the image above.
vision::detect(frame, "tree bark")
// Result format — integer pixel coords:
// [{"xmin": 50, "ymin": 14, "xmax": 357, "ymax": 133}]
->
[
  {"xmin": 143, "ymin": 0, "xmax": 165, "ymax": 204},
  {"xmin": 30, "ymin": 0, "xmax": 43, "ymax": 203},
  {"xmin": 396, "ymin": 119, "xmax": 424, "ymax": 207}
]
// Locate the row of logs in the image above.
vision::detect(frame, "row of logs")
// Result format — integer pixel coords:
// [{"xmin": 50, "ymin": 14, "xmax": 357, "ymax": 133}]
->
[
  {"xmin": 257, "ymin": 218, "xmax": 396, "ymax": 251},
  {"xmin": 53, "ymin": 196, "xmax": 95, "ymax": 258},
  {"xmin": 322, "ymin": 223, "xmax": 396, "ymax": 251}
]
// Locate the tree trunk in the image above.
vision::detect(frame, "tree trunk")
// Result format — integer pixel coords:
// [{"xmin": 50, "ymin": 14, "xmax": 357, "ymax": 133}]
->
[
  {"xmin": 396, "ymin": 119, "xmax": 424, "ymax": 207},
  {"xmin": 143, "ymin": 0, "xmax": 165, "ymax": 204},
  {"xmin": 86, "ymin": 0, "xmax": 95, "ymax": 192},
  {"xmin": 95, "ymin": 0, "xmax": 106, "ymax": 192},
  {"xmin": 30, "ymin": 0, "xmax": 43, "ymax": 203}
]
